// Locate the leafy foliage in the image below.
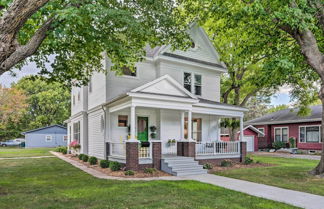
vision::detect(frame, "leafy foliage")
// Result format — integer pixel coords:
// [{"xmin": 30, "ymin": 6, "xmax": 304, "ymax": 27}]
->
[
  {"xmin": 109, "ymin": 161, "xmax": 121, "ymax": 171},
  {"xmin": 220, "ymin": 160, "xmax": 233, "ymax": 167},
  {"xmin": 99, "ymin": 160, "xmax": 109, "ymax": 168},
  {"xmin": 203, "ymin": 163, "xmax": 213, "ymax": 170},
  {"xmin": 88, "ymin": 156, "xmax": 97, "ymax": 165},
  {"xmin": 124, "ymin": 170, "xmax": 135, "ymax": 176},
  {"xmin": 244, "ymin": 157, "xmax": 254, "ymax": 165},
  {"xmin": 78, "ymin": 154, "xmax": 85, "ymax": 160},
  {"xmin": 272, "ymin": 141, "xmax": 286, "ymax": 151},
  {"xmin": 143, "ymin": 167, "xmax": 156, "ymax": 174},
  {"xmin": 82, "ymin": 154, "xmax": 89, "ymax": 162}
]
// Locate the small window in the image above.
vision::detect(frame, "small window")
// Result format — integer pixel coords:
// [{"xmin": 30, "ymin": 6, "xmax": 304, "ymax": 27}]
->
[
  {"xmin": 101, "ymin": 115, "xmax": 105, "ymax": 132},
  {"xmin": 258, "ymin": 128, "xmax": 264, "ymax": 137},
  {"xmin": 89, "ymin": 78, "xmax": 92, "ymax": 93},
  {"xmin": 122, "ymin": 66, "xmax": 137, "ymax": 77},
  {"xmin": 118, "ymin": 115, "xmax": 128, "ymax": 127},
  {"xmin": 63, "ymin": 135, "xmax": 68, "ymax": 141},
  {"xmin": 73, "ymin": 95, "xmax": 75, "ymax": 105},
  {"xmin": 45, "ymin": 135, "xmax": 52, "ymax": 142},
  {"xmin": 194, "ymin": 74, "xmax": 202, "ymax": 96},
  {"xmin": 184, "ymin": 72, "xmax": 192, "ymax": 92},
  {"xmin": 78, "ymin": 91, "xmax": 80, "ymax": 101}
]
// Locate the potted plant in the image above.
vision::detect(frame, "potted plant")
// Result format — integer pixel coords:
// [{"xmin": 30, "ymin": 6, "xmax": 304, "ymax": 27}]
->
[
  {"xmin": 149, "ymin": 126, "xmax": 157, "ymax": 132},
  {"xmin": 167, "ymin": 139, "xmax": 176, "ymax": 146},
  {"xmin": 69, "ymin": 140, "xmax": 81, "ymax": 155},
  {"xmin": 149, "ymin": 125, "xmax": 157, "ymax": 139}
]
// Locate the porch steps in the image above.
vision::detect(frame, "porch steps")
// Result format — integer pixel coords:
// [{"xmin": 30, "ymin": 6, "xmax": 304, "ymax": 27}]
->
[{"xmin": 161, "ymin": 156, "xmax": 207, "ymax": 176}]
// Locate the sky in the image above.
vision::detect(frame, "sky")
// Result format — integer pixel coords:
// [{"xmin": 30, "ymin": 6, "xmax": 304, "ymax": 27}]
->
[{"xmin": 0, "ymin": 62, "xmax": 292, "ymax": 106}]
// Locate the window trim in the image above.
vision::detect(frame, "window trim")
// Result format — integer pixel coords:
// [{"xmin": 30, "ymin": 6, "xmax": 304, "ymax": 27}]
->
[
  {"xmin": 183, "ymin": 71, "xmax": 202, "ymax": 96},
  {"xmin": 299, "ymin": 125, "xmax": 321, "ymax": 143},
  {"xmin": 258, "ymin": 128, "xmax": 265, "ymax": 137},
  {"xmin": 117, "ymin": 115, "xmax": 128, "ymax": 128},
  {"xmin": 45, "ymin": 135, "xmax": 52, "ymax": 142},
  {"xmin": 274, "ymin": 127, "xmax": 289, "ymax": 142},
  {"xmin": 121, "ymin": 66, "xmax": 138, "ymax": 79}
]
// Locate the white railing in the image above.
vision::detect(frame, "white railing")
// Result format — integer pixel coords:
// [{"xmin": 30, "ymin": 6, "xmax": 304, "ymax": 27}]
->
[
  {"xmin": 139, "ymin": 146, "xmax": 151, "ymax": 158},
  {"xmin": 196, "ymin": 141, "xmax": 240, "ymax": 156},
  {"xmin": 110, "ymin": 142, "xmax": 126, "ymax": 158},
  {"xmin": 164, "ymin": 142, "xmax": 177, "ymax": 155}
]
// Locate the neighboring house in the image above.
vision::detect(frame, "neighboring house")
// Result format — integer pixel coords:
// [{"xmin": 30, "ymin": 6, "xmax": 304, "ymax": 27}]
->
[
  {"xmin": 65, "ymin": 23, "xmax": 248, "ymax": 175},
  {"xmin": 246, "ymin": 105, "xmax": 323, "ymax": 153},
  {"xmin": 22, "ymin": 125, "xmax": 67, "ymax": 148}
]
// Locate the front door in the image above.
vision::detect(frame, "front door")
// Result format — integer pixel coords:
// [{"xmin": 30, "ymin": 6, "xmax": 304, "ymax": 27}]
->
[{"xmin": 137, "ymin": 117, "xmax": 148, "ymax": 142}]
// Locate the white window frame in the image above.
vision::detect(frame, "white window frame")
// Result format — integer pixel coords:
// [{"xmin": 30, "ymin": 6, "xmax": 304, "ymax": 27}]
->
[
  {"xmin": 299, "ymin": 125, "xmax": 321, "ymax": 143},
  {"xmin": 183, "ymin": 71, "xmax": 202, "ymax": 96},
  {"xmin": 274, "ymin": 127, "xmax": 289, "ymax": 142},
  {"xmin": 45, "ymin": 135, "xmax": 52, "ymax": 142},
  {"xmin": 121, "ymin": 66, "xmax": 138, "ymax": 79},
  {"xmin": 258, "ymin": 128, "xmax": 265, "ymax": 137},
  {"xmin": 63, "ymin": 135, "xmax": 68, "ymax": 141}
]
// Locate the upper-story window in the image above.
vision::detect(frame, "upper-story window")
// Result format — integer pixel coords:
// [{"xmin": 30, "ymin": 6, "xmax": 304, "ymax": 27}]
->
[
  {"xmin": 77, "ymin": 91, "xmax": 80, "ymax": 101},
  {"xmin": 122, "ymin": 66, "xmax": 137, "ymax": 77},
  {"xmin": 89, "ymin": 78, "xmax": 92, "ymax": 93},
  {"xmin": 183, "ymin": 72, "xmax": 202, "ymax": 96},
  {"xmin": 73, "ymin": 95, "xmax": 75, "ymax": 105}
]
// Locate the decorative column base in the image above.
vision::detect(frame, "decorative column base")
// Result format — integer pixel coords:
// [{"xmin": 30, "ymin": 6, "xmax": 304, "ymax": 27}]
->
[
  {"xmin": 152, "ymin": 141, "xmax": 162, "ymax": 170},
  {"xmin": 240, "ymin": 141, "xmax": 247, "ymax": 162},
  {"xmin": 126, "ymin": 141, "xmax": 139, "ymax": 171}
]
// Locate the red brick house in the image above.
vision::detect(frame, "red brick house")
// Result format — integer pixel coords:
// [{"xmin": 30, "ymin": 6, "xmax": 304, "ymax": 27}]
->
[{"xmin": 246, "ymin": 105, "xmax": 323, "ymax": 153}]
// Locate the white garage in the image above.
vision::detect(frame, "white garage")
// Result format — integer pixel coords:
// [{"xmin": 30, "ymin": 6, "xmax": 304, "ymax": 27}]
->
[{"xmin": 243, "ymin": 136, "xmax": 255, "ymax": 152}]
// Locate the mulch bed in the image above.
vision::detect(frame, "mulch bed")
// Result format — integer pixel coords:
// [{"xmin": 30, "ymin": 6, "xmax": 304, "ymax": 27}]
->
[
  {"xmin": 66, "ymin": 154, "xmax": 171, "ymax": 178},
  {"xmin": 208, "ymin": 162, "xmax": 274, "ymax": 173}
]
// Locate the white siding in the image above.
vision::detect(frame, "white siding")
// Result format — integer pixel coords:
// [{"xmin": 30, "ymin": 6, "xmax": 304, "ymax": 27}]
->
[
  {"xmin": 160, "ymin": 109, "xmax": 181, "ymax": 154},
  {"xmin": 88, "ymin": 72, "xmax": 106, "ymax": 110},
  {"xmin": 88, "ymin": 110, "xmax": 105, "ymax": 159}
]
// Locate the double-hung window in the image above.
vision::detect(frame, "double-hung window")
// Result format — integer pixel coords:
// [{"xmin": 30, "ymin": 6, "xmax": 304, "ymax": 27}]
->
[
  {"xmin": 183, "ymin": 72, "xmax": 202, "ymax": 96},
  {"xmin": 299, "ymin": 126, "xmax": 321, "ymax": 143},
  {"xmin": 73, "ymin": 122, "xmax": 80, "ymax": 143},
  {"xmin": 274, "ymin": 127, "xmax": 288, "ymax": 142}
]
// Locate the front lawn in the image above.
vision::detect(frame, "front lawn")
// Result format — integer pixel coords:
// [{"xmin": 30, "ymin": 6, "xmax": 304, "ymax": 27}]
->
[
  {"xmin": 0, "ymin": 147, "xmax": 54, "ymax": 158},
  {"xmin": 0, "ymin": 157, "xmax": 298, "ymax": 209},
  {"xmin": 215, "ymin": 155, "xmax": 324, "ymax": 196}
]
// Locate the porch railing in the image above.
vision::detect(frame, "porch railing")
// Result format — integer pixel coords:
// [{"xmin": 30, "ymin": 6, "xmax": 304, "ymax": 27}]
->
[
  {"xmin": 139, "ymin": 146, "xmax": 152, "ymax": 158},
  {"xmin": 164, "ymin": 142, "xmax": 177, "ymax": 155},
  {"xmin": 196, "ymin": 141, "xmax": 240, "ymax": 156},
  {"xmin": 110, "ymin": 142, "xmax": 126, "ymax": 158}
]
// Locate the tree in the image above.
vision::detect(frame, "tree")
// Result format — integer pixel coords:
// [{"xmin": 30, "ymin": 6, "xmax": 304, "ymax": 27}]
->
[
  {"xmin": 13, "ymin": 75, "xmax": 70, "ymax": 130},
  {"xmin": 185, "ymin": 0, "xmax": 324, "ymax": 175},
  {"xmin": 267, "ymin": 104, "xmax": 290, "ymax": 114},
  {"xmin": 0, "ymin": 0, "xmax": 190, "ymax": 85},
  {"xmin": 245, "ymin": 96, "xmax": 272, "ymax": 121}
]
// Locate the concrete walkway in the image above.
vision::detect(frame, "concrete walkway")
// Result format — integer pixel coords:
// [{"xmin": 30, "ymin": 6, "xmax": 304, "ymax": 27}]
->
[
  {"xmin": 0, "ymin": 156, "xmax": 54, "ymax": 160},
  {"xmin": 52, "ymin": 151, "xmax": 324, "ymax": 209},
  {"xmin": 254, "ymin": 152, "xmax": 321, "ymax": 161}
]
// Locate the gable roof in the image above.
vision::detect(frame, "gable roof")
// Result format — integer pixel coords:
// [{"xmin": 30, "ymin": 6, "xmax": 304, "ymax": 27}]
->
[
  {"xmin": 246, "ymin": 105, "xmax": 322, "ymax": 125},
  {"xmin": 131, "ymin": 74, "xmax": 198, "ymax": 99},
  {"xmin": 21, "ymin": 125, "xmax": 67, "ymax": 135}
]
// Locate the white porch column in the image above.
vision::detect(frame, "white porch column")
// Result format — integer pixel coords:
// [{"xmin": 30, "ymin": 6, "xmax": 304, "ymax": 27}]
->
[
  {"xmin": 187, "ymin": 110, "xmax": 192, "ymax": 141},
  {"xmin": 239, "ymin": 116, "xmax": 244, "ymax": 141},
  {"xmin": 129, "ymin": 105, "xmax": 137, "ymax": 142},
  {"xmin": 180, "ymin": 111, "xmax": 185, "ymax": 141},
  {"xmin": 216, "ymin": 117, "xmax": 221, "ymax": 141}
]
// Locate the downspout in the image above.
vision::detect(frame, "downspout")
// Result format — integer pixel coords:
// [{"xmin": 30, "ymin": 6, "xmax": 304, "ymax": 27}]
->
[{"xmin": 101, "ymin": 105, "xmax": 107, "ymax": 158}]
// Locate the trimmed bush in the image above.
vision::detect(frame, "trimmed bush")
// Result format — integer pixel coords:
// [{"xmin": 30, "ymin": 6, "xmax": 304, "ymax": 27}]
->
[
  {"xmin": 272, "ymin": 141, "xmax": 285, "ymax": 150},
  {"xmin": 55, "ymin": 146, "xmax": 67, "ymax": 154},
  {"xmin": 144, "ymin": 168, "xmax": 156, "ymax": 174},
  {"xmin": 244, "ymin": 156, "xmax": 254, "ymax": 165},
  {"xmin": 100, "ymin": 160, "xmax": 110, "ymax": 168},
  {"xmin": 88, "ymin": 156, "xmax": 98, "ymax": 165},
  {"xmin": 220, "ymin": 160, "xmax": 232, "ymax": 167},
  {"xmin": 203, "ymin": 163, "xmax": 213, "ymax": 170},
  {"xmin": 109, "ymin": 161, "xmax": 121, "ymax": 171},
  {"xmin": 82, "ymin": 154, "xmax": 89, "ymax": 162},
  {"xmin": 78, "ymin": 154, "xmax": 84, "ymax": 160},
  {"xmin": 125, "ymin": 170, "xmax": 135, "ymax": 176}
]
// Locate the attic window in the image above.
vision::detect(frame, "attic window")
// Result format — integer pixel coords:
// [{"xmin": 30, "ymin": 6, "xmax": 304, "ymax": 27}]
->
[{"xmin": 122, "ymin": 66, "xmax": 137, "ymax": 77}]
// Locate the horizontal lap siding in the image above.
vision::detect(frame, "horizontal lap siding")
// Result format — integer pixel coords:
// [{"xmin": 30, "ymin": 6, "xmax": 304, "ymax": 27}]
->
[{"xmin": 88, "ymin": 110, "xmax": 105, "ymax": 159}]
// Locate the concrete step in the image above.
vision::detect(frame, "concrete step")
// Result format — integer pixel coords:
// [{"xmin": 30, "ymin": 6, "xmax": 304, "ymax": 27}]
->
[
  {"xmin": 161, "ymin": 156, "xmax": 207, "ymax": 176},
  {"xmin": 174, "ymin": 169, "xmax": 208, "ymax": 176}
]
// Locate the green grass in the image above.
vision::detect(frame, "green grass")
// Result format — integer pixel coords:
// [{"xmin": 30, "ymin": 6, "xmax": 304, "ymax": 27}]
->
[
  {"xmin": 0, "ymin": 157, "xmax": 298, "ymax": 209},
  {"xmin": 0, "ymin": 147, "xmax": 54, "ymax": 158},
  {"xmin": 215, "ymin": 155, "xmax": 324, "ymax": 196}
]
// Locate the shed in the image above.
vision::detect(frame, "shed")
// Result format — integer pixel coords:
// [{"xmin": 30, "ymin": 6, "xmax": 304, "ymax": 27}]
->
[{"xmin": 22, "ymin": 125, "xmax": 67, "ymax": 148}]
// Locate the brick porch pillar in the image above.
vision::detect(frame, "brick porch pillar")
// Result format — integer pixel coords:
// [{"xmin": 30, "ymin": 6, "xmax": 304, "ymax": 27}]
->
[
  {"xmin": 177, "ymin": 141, "xmax": 184, "ymax": 156},
  {"xmin": 240, "ymin": 141, "xmax": 247, "ymax": 162},
  {"xmin": 152, "ymin": 141, "xmax": 162, "ymax": 169},
  {"xmin": 183, "ymin": 141, "xmax": 196, "ymax": 158},
  {"xmin": 126, "ymin": 141, "xmax": 139, "ymax": 170}
]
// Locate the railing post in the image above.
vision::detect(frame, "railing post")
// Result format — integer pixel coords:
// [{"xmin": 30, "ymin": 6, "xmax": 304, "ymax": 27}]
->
[{"xmin": 213, "ymin": 142, "xmax": 216, "ymax": 155}]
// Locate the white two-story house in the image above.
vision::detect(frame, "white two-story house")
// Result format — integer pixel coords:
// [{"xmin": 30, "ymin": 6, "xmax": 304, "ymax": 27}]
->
[{"xmin": 65, "ymin": 23, "xmax": 248, "ymax": 176}]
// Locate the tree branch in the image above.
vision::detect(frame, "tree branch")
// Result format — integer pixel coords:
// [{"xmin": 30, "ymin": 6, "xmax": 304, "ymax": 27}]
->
[{"xmin": 240, "ymin": 89, "xmax": 258, "ymax": 107}]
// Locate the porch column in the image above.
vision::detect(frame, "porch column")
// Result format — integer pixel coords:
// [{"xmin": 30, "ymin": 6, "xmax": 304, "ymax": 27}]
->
[
  {"xmin": 180, "ymin": 111, "xmax": 185, "ymax": 141},
  {"xmin": 187, "ymin": 110, "xmax": 192, "ymax": 141},
  {"xmin": 239, "ymin": 116, "xmax": 244, "ymax": 141},
  {"xmin": 129, "ymin": 105, "xmax": 137, "ymax": 142}
]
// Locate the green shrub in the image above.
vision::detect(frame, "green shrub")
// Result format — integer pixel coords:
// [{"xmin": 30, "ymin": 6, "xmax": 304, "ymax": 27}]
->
[
  {"xmin": 144, "ymin": 168, "xmax": 156, "ymax": 174},
  {"xmin": 272, "ymin": 141, "xmax": 285, "ymax": 150},
  {"xmin": 88, "ymin": 156, "xmax": 97, "ymax": 165},
  {"xmin": 125, "ymin": 170, "xmax": 135, "ymax": 176},
  {"xmin": 82, "ymin": 155, "xmax": 89, "ymax": 162},
  {"xmin": 203, "ymin": 163, "xmax": 213, "ymax": 170},
  {"xmin": 244, "ymin": 156, "xmax": 254, "ymax": 165},
  {"xmin": 220, "ymin": 160, "xmax": 232, "ymax": 167},
  {"xmin": 109, "ymin": 161, "xmax": 121, "ymax": 171},
  {"xmin": 100, "ymin": 160, "xmax": 110, "ymax": 168},
  {"xmin": 55, "ymin": 146, "xmax": 67, "ymax": 154},
  {"xmin": 78, "ymin": 154, "xmax": 84, "ymax": 160},
  {"xmin": 289, "ymin": 137, "xmax": 296, "ymax": 148}
]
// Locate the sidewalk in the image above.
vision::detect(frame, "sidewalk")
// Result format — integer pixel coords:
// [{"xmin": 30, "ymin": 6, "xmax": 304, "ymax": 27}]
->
[
  {"xmin": 254, "ymin": 152, "xmax": 321, "ymax": 160},
  {"xmin": 0, "ymin": 156, "xmax": 54, "ymax": 160}
]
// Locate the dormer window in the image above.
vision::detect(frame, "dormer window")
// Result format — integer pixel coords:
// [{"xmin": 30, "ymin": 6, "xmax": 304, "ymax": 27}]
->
[
  {"xmin": 183, "ymin": 72, "xmax": 202, "ymax": 96},
  {"xmin": 122, "ymin": 66, "xmax": 137, "ymax": 77}
]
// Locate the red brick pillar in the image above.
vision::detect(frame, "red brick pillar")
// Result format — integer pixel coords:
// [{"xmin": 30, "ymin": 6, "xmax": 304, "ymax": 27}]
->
[
  {"xmin": 152, "ymin": 141, "xmax": 161, "ymax": 169},
  {"xmin": 240, "ymin": 141, "xmax": 247, "ymax": 162},
  {"xmin": 177, "ymin": 141, "xmax": 183, "ymax": 156},
  {"xmin": 126, "ymin": 141, "xmax": 139, "ymax": 170},
  {"xmin": 183, "ymin": 141, "xmax": 196, "ymax": 158}
]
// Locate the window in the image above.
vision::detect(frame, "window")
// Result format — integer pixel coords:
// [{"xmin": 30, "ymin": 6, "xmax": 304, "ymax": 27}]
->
[
  {"xmin": 73, "ymin": 122, "xmax": 80, "ymax": 143},
  {"xmin": 45, "ymin": 135, "xmax": 52, "ymax": 142},
  {"xmin": 274, "ymin": 127, "xmax": 288, "ymax": 142},
  {"xmin": 69, "ymin": 125, "xmax": 72, "ymax": 142},
  {"xmin": 101, "ymin": 115, "xmax": 105, "ymax": 132},
  {"xmin": 63, "ymin": 135, "xmax": 68, "ymax": 141},
  {"xmin": 78, "ymin": 91, "xmax": 80, "ymax": 101},
  {"xmin": 118, "ymin": 115, "xmax": 128, "ymax": 127},
  {"xmin": 89, "ymin": 78, "xmax": 92, "ymax": 93},
  {"xmin": 122, "ymin": 66, "xmax": 137, "ymax": 77},
  {"xmin": 184, "ymin": 118, "xmax": 202, "ymax": 142},
  {"xmin": 183, "ymin": 72, "xmax": 202, "ymax": 96},
  {"xmin": 73, "ymin": 95, "xmax": 75, "ymax": 105},
  {"xmin": 258, "ymin": 128, "xmax": 265, "ymax": 137},
  {"xmin": 299, "ymin": 126, "xmax": 321, "ymax": 143}
]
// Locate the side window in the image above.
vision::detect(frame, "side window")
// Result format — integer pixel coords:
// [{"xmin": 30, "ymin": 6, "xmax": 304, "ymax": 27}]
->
[
  {"xmin": 183, "ymin": 72, "xmax": 202, "ymax": 96},
  {"xmin": 118, "ymin": 115, "xmax": 128, "ymax": 127},
  {"xmin": 78, "ymin": 91, "xmax": 81, "ymax": 101},
  {"xmin": 122, "ymin": 66, "xmax": 137, "ymax": 77},
  {"xmin": 184, "ymin": 72, "xmax": 192, "ymax": 92},
  {"xmin": 45, "ymin": 135, "xmax": 52, "ymax": 142},
  {"xmin": 73, "ymin": 95, "xmax": 75, "ymax": 105},
  {"xmin": 89, "ymin": 78, "xmax": 92, "ymax": 93},
  {"xmin": 194, "ymin": 74, "xmax": 202, "ymax": 96}
]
